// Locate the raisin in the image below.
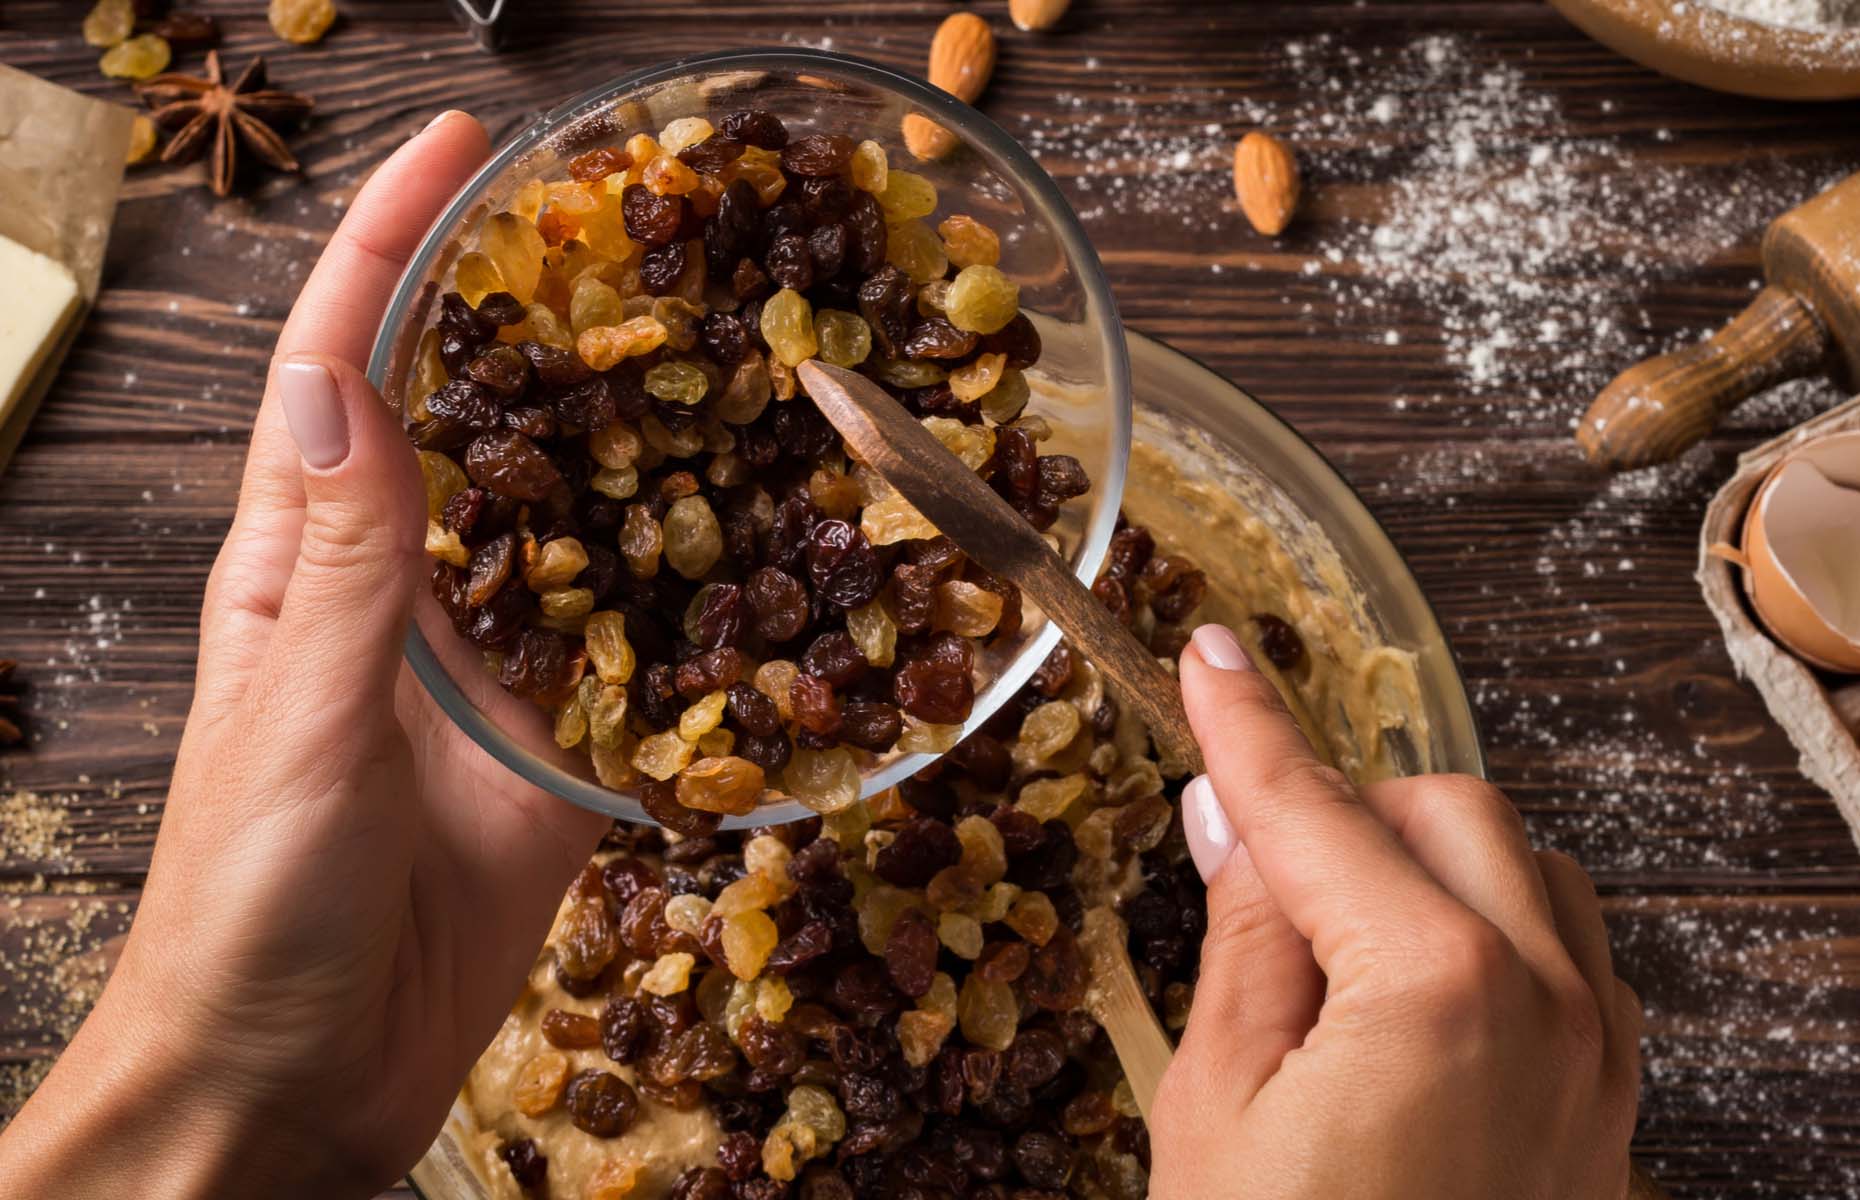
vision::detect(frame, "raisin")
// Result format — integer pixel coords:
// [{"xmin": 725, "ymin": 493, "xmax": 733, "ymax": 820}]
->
[
  {"xmin": 732, "ymin": 257, "xmax": 774, "ymax": 302},
  {"xmin": 874, "ymin": 818, "xmax": 961, "ymax": 888},
  {"xmin": 1022, "ymin": 928, "xmax": 1088, "ymax": 1012},
  {"xmin": 569, "ymin": 146, "xmax": 631, "ymax": 181},
  {"xmin": 829, "ymin": 960, "xmax": 902, "ymax": 1018},
  {"xmin": 550, "ymin": 375, "xmax": 618, "ymax": 430},
  {"xmin": 701, "ymin": 311, "xmax": 750, "ymax": 365},
  {"xmin": 1027, "ymin": 645, "xmax": 1074, "ymax": 698},
  {"xmin": 641, "ymin": 778, "xmax": 723, "ymax": 838},
  {"xmin": 676, "ymin": 647, "xmax": 745, "ymax": 698},
  {"xmin": 766, "ymin": 232, "xmax": 815, "ymax": 291},
  {"xmin": 640, "ymin": 239, "xmax": 688, "ymax": 296},
  {"xmin": 882, "ymin": 910, "xmax": 939, "ymax": 999},
  {"xmin": 499, "ymin": 629, "xmax": 577, "ymax": 700},
  {"xmin": 678, "ymin": 136, "xmax": 745, "ymax": 173},
  {"xmin": 691, "ymin": 582, "xmax": 748, "ymax": 649},
  {"xmin": 623, "ymin": 182, "xmax": 685, "ymax": 246},
  {"xmin": 474, "ymin": 291, "xmax": 526, "ymax": 329},
  {"xmin": 844, "ymin": 190, "xmax": 888, "ymax": 276},
  {"xmin": 442, "ymin": 487, "xmax": 487, "ymax": 538},
  {"xmin": 807, "ymin": 222, "xmax": 848, "ymax": 278},
  {"xmin": 903, "ymin": 319, "xmax": 978, "ymax": 360},
  {"xmin": 564, "ymin": 1069, "xmax": 641, "ymax": 1138},
  {"xmin": 838, "ymin": 701, "xmax": 902, "ymax": 751},
  {"xmin": 1254, "ymin": 612, "xmax": 1306, "ymax": 670},
  {"xmin": 739, "ymin": 1015, "xmax": 806, "ymax": 1076},
  {"xmin": 541, "ymin": 1008, "xmax": 602, "ymax": 1050},
  {"xmin": 498, "ymin": 1138, "xmax": 548, "ymax": 1192},
  {"xmin": 1104, "ymin": 525, "xmax": 1155, "ymax": 579},
  {"xmin": 790, "ymin": 674, "xmax": 842, "ymax": 736},
  {"xmin": 766, "ymin": 918, "xmax": 834, "ymax": 974},
  {"xmin": 501, "ymin": 406, "xmax": 557, "ymax": 440},
  {"xmin": 893, "ymin": 643, "xmax": 975, "ymax": 725},
  {"xmin": 806, "ymin": 520, "xmax": 881, "ymax": 609},
  {"xmin": 739, "ymin": 730, "xmax": 794, "ymax": 773},
  {"xmin": 720, "ymin": 109, "xmax": 789, "ymax": 150},
  {"xmin": 1004, "ymin": 1027, "xmax": 1067, "ymax": 1089},
  {"xmin": 976, "ymin": 940, "xmax": 1031, "ymax": 983},
  {"xmin": 1012, "ymin": 1131, "xmax": 1075, "ymax": 1189},
  {"xmin": 601, "ymin": 857, "xmax": 660, "ymax": 908},
  {"xmin": 726, "ymin": 681, "xmax": 782, "ymax": 736},
  {"xmin": 463, "ymin": 431, "xmax": 562, "ymax": 502},
  {"xmin": 781, "ymin": 133, "xmax": 856, "ymax": 177},
  {"xmin": 466, "ymin": 532, "xmax": 517, "ymax": 605},
  {"xmin": 800, "ymin": 631, "xmax": 866, "ymax": 688},
  {"xmin": 747, "ymin": 566, "xmax": 810, "ymax": 642},
  {"xmin": 1092, "ymin": 576, "xmax": 1133, "ymax": 626}
]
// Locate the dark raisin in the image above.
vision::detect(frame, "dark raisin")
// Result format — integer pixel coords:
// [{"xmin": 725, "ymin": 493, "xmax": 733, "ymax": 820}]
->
[
  {"xmin": 838, "ymin": 1072, "xmax": 902, "ymax": 1122},
  {"xmin": 463, "ymin": 430, "xmax": 562, "ymax": 502},
  {"xmin": 676, "ymin": 646, "xmax": 745, "ymax": 698},
  {"xmin": 981, "ymin": 312, "xmax": 1043, "ymax": 369},
  {"xmin": 640, "ymin": 239, "xmax": 688, "ymax": 296},
  {"xmin": 807, "ymin": 222, "xmax": 847, "ymax": 278},
  {"xmin": 856, "ymin": 265, "xmax": 914, "ymax": 360},
  {"xmin": 903, "ymin": 318, "xmax": 979, "ymax": 360},
  {"xmin": 747, "ymin": 566, "xmax": 810, "ymax": 642},
  {"xmin": 1092, "ymin": 576, "xmax": 1133, "ymax": 626},
  {"xmin": 976, "ymin": 940, "xmax": 1031, "ymax": 983},
  {"xmin": 726, "ymin": 681, "xmax": 782, "ymax": 737},
  {"xmin": 424, "ymin": 377, "xmax": 503, "ymax": 436},
  {"xmin": 1027, "ymin": 645, "xmax": 1074, "ymax": 698},
  {"xmin": 1012, "ymin": 1131, "xmax": 1075, "ymax": 1189},
  {"xmin": 564, "ymin": 1069, "xmax": 640, "ymax": 1138},
  {"xmin": 466, "ymin": 532, "xmax": 517, "ymax": 606},
  {"xmin": 874, "ymin": 818, "xmax": 962, "ymax": 888},
  {"xmin": 1104, "ymin": 525, "xmax": 1155, "ymax": 579},
  {"xmin": 765, "ymin": 918, "xmax": 833, "ymax": 974},
  {"xmin": 463, "ymin": 344, "xmax": 531, "ymax": 396},
  {"xmin": 732, "ymin": 257, "xmax": 774, "ymax": 302},
  {"xmin": 701, "ymin": 311, "xmax": 750, "ymax": 365},
  {"xmin": 601, "ymin": 857, "xmax": 660, "ymax": 908},
  {"xmin": 623, "ymin": 182, "xmax": 685, "ymax": 246},
  {"xmin": 550, "ymin": 374, "xmax": 618, "ymax": 430},
  {"xmin": 720, "ymin": 109, "xmax": 789, "ymax": 150},
  {"xmin": 568, "ymin": 147, "xmax": 631, "ymax": 181},
  {"xmin": 1004, "ymin": 1027, "xmax": 1067, "ymax": 1089},
  {"xmin": 845, "ymin": 190, "xmax": 888, "ymax": 275},
  {"xmin": 474, "ymin": 291, "xmax": 526, "ymax": 329},
  {"xmin": 947, "ymin": 732, "xmax": 1011, "ymax": 790},
  {"xmin": 883, "ymin": 909, "xmax": 938, "ymax": 998},
  {"xmin": 766, "ymin": 495, "xmax": 821, "ymax": 575},
  {"xmin": 641, "ymin": 778, "xmax": 723, "ymax": 837},
  {"xmin": 800, "ymin": 631, "xmax": 866, "ymax": 688},
  {"xmin": 500, "ymin": 405, "xmax": 557, "ymax": 440},
  {"xmin": 541, "ymin": 1007, "xmax": 602, "ymax": 1050},
  {"xmin": 838, "ymin": 701, "xmax": 902, "ymax": 751},
  {"xmin": 828, "ymin": 960, "xmax": 901, "ymax": 1017},
  {"xmin": 806, "ymin": 519, "xmax": 881, "ymax": 609},
  {"xmin": 498, "ymin": 1138, "xmax": 548, "ymax": 1192},
  {"xmin": 499, "ymin": 629, "xmax": 576, "ymax": 700},
  {"xmin": 441, "ymin": 486, "xmax": 487, "ymax": 538},
  {"xmin": 693, "ymin": 582, "xmax": 749, "ymax": 649},
  {"xmin": 790, "ymin": 673, "xmax": 841, "ymax": 736},
  {"xmin": 636, "ymin": 662, "xmax": 682, "ymax": 729},
  {"xmin": 1022, "ymin": 927, "xmax": 1088, "ymax": 1012},
  {"xmin": 766, "ymin": 232, "xmax": 815, "ymax": 291},
  {"xmin": 893, "ymin": 638, "xmax": 975, "ymax": 724},
  {"xmin": 781, "ymin": 133, "xmax": 856, "ymax": 177},
  {"xmin": 739, "ymin": 1016, "xmax": 806, "ymax": 1076},
  {"xmin": 738, "ymin": 731, "xmax": 794, "ymax": 773},
  {"xmin": 678, "ymin": 136, "xmax": 746, "ymax": 173},
  {"xmin": 672, "ymin": 1166, "xmax": 732, "ymax": 1200},
  {"xmin": 1254, "ymin": 612, "xmax": 1306, "ymax": 670}
]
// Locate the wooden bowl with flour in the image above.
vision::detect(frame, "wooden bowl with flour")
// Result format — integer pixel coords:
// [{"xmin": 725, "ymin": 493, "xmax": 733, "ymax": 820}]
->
[{"xmin": 1550, "ymin": 0, "xmax": 1860, "ymax": 99}]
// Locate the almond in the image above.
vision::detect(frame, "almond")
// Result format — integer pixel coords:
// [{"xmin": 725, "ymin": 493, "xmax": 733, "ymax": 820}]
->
[
  {"xmin": 1010, "ymin": 0, "xmax": 1071, "ymax": 32},
  {"xmin": 906, "ymin": 12, "xmax": 997, "ymax": 161},
  {"xmin": 1233, "ymin": 131, "xmax": 1301, "ymax": 237}
]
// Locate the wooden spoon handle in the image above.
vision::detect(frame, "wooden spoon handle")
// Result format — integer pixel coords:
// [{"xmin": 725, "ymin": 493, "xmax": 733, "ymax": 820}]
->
[
  {"xmin": 1013, "ymin": 556, "xmax": 1205, "ymax": 776},
  {"xmin": 1577, "ymin": 285, "xmax": 1829, "ymax": 470}
]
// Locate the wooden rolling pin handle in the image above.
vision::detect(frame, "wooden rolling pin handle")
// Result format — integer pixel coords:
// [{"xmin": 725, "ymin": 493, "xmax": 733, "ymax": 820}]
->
[{"xmin": 1577, "ymin": 285, "xmax": 1829, "ymax": 470}]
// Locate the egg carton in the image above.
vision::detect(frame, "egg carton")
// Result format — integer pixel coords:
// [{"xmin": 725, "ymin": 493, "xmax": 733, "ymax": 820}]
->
[{"xmin": 1699, "ymin": 394, "xmax": 1860, "ymax": 841}]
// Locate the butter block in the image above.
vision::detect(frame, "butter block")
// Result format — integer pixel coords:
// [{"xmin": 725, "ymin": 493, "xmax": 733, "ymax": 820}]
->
[{"xmin": 0, "ymin": 233, "xmax": 83, "ymax": 420}]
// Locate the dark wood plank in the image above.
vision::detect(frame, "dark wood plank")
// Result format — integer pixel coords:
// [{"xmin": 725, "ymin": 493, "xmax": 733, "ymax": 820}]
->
[{"xmin": 3, "ymin": 3, "xmax": 1860, "ymax": 1197}]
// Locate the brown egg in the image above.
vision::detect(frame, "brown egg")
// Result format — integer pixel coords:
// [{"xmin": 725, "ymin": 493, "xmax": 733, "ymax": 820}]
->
[{"xmin": 1737, "ymin": 429, "xmax": 1860, "ymax": 674}]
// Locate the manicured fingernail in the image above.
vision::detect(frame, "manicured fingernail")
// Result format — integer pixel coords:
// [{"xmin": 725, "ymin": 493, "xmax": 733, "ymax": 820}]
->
[
  {"xmin": 423, "ymin": 109, "xmax": 466, "ymax": 135},
  {"xmin": 1183, "ymin": 774, "xmax": 1237, "ymax": 884},
  {"xmin": 1191, "ymin": 623, "xmax": 1253, "ymax": 672},
  {"xmin": 278, "ymin": 360, "xmax": 349, "ymax": 470}
]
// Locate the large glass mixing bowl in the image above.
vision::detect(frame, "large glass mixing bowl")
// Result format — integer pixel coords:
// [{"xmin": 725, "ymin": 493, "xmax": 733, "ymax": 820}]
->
[{"xmin": 367, "ymin": 49, "xmax": 1133, "ymax": 828}]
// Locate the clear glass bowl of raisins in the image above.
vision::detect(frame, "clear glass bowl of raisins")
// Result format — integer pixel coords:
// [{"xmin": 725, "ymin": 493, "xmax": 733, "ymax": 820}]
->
[{"xmin": 367, "ymin": 49, "xmax": 1132, "ymax": 830}]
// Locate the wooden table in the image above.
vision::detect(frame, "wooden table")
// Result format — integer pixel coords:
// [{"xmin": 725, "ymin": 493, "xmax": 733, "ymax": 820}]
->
[{"xmin": 3, "ymin": 3, "xmax": 1858, "ymax": 1196}]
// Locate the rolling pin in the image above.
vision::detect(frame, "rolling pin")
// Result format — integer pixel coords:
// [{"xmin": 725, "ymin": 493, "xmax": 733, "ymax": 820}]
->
[{"xmin": 1577, "ymin": 169, "xmax": 1860, "ymax": 470}]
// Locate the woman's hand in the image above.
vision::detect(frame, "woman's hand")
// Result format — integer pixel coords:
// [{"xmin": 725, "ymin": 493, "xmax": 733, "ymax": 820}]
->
[
  {"xmin": 0, "ymin": 113, "xmax": 611, "ymax": 1199},
  {"xmin": 1151, "ymin": 624, "xmax": 1643, "ymax": 1200}
]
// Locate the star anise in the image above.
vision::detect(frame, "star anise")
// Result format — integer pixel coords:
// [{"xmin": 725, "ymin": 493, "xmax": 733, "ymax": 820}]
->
[{"xmin": 135, "ymin": 51, "xmax": 314, "ymax": 197}]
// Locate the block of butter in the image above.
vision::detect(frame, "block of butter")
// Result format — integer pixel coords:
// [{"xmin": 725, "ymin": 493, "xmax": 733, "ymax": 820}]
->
[{"xmin": 0, "ymin": 232, "xmax": 82, "ymax": 423}]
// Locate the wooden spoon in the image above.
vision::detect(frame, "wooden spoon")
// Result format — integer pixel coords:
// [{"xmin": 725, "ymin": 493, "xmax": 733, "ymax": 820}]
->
[
  {"xmin": 797, "ymin": 359, "xmax": 1183, "ymax": 1118},
  {"xmin": 796, "ymin": 361, "xmax": 1675, "ymax": 1198}
]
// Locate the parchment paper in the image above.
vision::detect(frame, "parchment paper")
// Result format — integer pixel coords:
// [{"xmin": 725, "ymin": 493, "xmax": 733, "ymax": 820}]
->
[{"xmin": 0, "ymin": 64, "xmax": 136, "ymax": 473}]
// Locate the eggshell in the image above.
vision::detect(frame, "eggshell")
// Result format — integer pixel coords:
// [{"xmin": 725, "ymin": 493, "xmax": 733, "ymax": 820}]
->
[{"xmin": 1740, "ymin": 429, "xmax": 1860, "ymax": 675}]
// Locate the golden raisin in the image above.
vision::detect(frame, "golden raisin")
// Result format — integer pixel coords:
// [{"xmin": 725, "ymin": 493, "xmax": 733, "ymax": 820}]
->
[{"xmin": 269, "ymin": 0, "xmax": 337, "ymax": 44}]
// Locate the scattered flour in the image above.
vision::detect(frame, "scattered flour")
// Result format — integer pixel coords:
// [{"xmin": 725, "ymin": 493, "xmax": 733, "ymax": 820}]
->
[{"xmin": 1699, "ymin": 0, "xmax": 1860, "ymax": 31}]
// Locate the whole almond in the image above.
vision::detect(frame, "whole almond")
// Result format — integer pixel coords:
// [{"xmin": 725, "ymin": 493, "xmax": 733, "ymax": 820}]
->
[
  {"xmin": 1233, "ymin": 131, "xmax": 1301, "ymax": 237},
  {"xmin": 906, "ymin": 11, "xmax": 998, "ymax": 161},
  {"xmin": 1010, "ymin": 0, "xmax": 1072, "ymax": 32}
]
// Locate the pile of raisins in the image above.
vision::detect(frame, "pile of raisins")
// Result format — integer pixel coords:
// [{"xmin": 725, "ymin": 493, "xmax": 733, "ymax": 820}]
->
[
  {"xmin": 485, "ymin": 514, "xmax": 1241, "ymax": 1200},
  {"xmin": 411, "ymin": 108, "xmax": 1094, "ymax": 819}
]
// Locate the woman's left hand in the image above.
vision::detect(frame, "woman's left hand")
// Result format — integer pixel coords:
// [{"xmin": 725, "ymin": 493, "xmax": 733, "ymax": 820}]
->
[{"xmin": 0, "ymin": 112, "xmax": 611, "ymax": 1199}]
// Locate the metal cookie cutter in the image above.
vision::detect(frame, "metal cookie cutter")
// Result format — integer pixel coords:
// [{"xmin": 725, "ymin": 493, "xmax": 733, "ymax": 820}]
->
[{"xmin": 447, "ymin": 0, "xmax": 508, "ymax": 50}]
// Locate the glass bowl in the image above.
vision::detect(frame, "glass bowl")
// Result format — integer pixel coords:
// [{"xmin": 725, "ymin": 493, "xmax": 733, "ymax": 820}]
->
[{"xmin": 367, "ymin": 49, "xmax": 1133, "ymax": 828}]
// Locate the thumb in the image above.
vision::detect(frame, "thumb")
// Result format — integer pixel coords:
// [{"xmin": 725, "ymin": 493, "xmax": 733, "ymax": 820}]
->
[{"xmin": 258, "ymin": 353, "xmax": 426, "ymax": 724}]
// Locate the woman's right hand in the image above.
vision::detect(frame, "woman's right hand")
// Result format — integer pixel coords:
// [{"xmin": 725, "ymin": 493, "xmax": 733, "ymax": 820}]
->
[{"xmin": 1150, "ymin": 624, "xmax": 1643, "ymax": 1200}]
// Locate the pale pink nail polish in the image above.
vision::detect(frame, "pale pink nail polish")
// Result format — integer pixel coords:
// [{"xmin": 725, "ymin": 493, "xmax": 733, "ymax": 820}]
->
[
  {"xmin": 1183, "ymin": 774, "xmax": 1237, "ymax": 884},
  {"xmin": 1191, "ymin": 623, "xmax": 1253, "ymax": 672},
  {"xmin": 278, "ymin": 360, "xmax": 349, "ymax": 470}
]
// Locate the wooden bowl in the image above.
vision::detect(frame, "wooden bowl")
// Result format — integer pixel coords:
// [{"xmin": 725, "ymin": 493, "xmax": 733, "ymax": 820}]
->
[{"xmin": 1550, "ymin": 0, "xmax": 1860, "ymax": 100}]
